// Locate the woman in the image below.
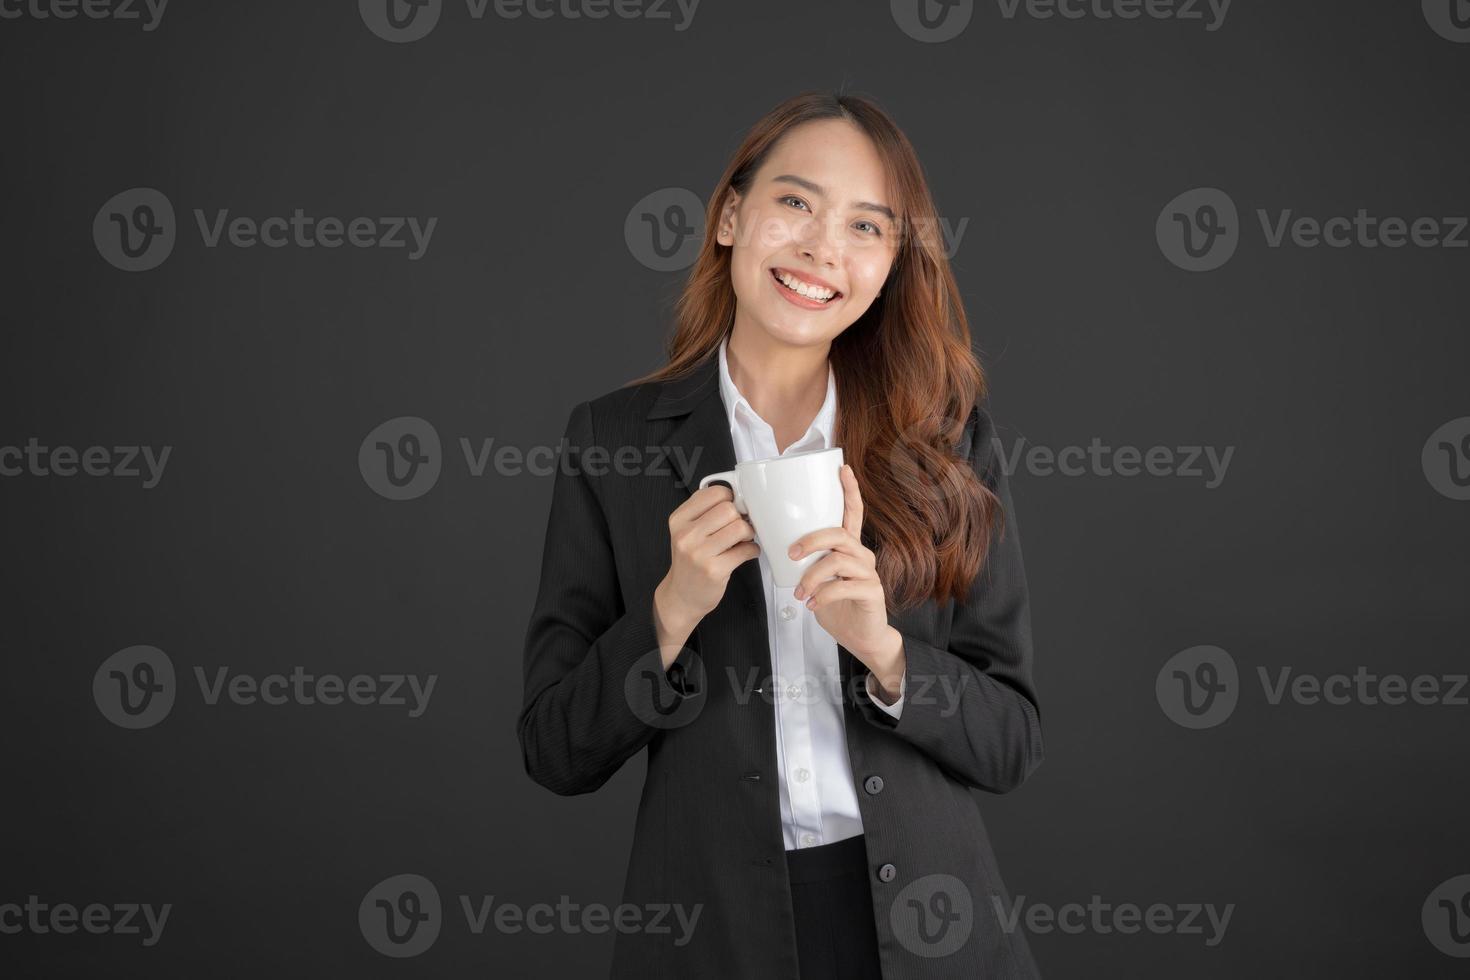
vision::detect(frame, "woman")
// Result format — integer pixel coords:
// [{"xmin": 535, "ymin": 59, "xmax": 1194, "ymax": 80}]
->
[{"xmin": 519, "ymin": 90, "xmax": 1044, "ymax": 979}]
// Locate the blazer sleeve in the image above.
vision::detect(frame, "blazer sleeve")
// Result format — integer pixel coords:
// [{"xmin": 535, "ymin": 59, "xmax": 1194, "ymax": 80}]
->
[
  {"xmin": 856, "ymin": 404, "xmax": 1044, "ymax": 794},
  {"xmin": 517, "ymin": 399, "xmax": 701, "ymax": 796}
]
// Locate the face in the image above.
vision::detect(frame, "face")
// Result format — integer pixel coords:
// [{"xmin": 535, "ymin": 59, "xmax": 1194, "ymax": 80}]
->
[{"xmin": 717, "ymin": 118, "xmax": 900, "ymax": 351}]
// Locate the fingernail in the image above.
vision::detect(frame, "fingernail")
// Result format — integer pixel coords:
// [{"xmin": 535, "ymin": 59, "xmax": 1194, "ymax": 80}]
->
[
  {"xmin": 789, "ymin": 544, "xmax": 802, "ymax": 558},
  {"xmin": 793, "ymin": 586, "xmax": 804, "ymax": 599}
]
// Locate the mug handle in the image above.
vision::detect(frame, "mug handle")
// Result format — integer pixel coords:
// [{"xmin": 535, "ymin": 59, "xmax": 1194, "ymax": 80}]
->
[{"xmin": 697, "ymin": 470, "xmax": 747, "ymax": 514}]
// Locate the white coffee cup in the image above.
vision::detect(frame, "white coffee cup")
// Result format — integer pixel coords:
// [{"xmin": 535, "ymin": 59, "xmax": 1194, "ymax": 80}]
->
[{"xmin": 697, "ymin": 447, "xmax": 845, "ymax": 588}]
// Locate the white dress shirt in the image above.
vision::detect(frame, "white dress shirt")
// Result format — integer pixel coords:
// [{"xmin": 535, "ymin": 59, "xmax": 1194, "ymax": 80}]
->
[{"xmin": 716, "ymin": 337, "xmax": 903, "ymax": 852}]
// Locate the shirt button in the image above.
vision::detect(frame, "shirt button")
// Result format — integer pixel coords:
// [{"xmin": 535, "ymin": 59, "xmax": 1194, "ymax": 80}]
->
[
  {"xmin": 779, "ymin": 604, "xmax": 797, "ymax": 621},
  {"xmin": 801, "ymin": 834, "xmax": 817, "ymax": 847},
  {"xmin": 786, "ymin": 684, "xmax": 801, "ymax": 700},
  {"xmin": 795, "ymin": 768, "xmax": 810, "ymax": 783},
  {"xmin": 877, "ymin": 863, "xmax": 898, "ymax": 882}
]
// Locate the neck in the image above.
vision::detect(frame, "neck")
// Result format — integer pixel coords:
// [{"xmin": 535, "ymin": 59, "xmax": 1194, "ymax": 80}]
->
[{"xmin": 725, "ymin": 321, "xmax": 831, "ymax": 453}]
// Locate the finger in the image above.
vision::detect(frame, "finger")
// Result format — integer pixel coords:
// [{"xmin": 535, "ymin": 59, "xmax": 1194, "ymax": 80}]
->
[
  {"xmin": 795, "ymin": 552, "xmax": 874, "ymax": 599},
  {"xmin": 674, "ymin": 484, "xmax": 734, "ymax": 525},
  {"xmin": 699, "ymin": 514, "xmax": 757, "ymax": 559},
  {"xmin": 691, "ymin": 499, "xmax": 748, "ymax": 538},
  {"xmin": 788, "ymin": 527, "xmax": 873, "ymax": 564},
  {"xmin": 713, "ymin": 540, "xmax": 761, "ymax": 575},
  {"xmin": 840, "ymin": 463, "xmax": 864, "ymax": 539},
  {"xmin": 805, "ymin": 578, "xmax": 878, "ymax": 610}
]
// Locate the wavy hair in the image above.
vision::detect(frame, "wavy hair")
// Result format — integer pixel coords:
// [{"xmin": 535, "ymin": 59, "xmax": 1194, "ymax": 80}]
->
[{"xmin": 628, "ymin": 90, "xmax": 1001, "ymax": 612}]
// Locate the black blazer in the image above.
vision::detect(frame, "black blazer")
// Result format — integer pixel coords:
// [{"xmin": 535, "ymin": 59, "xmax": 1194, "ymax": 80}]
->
[{"xmin": 518, "ymin": 353, "xmax": 1044, "ymax": 979}]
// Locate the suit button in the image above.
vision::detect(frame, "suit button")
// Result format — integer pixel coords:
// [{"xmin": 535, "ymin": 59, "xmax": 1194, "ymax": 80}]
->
[
  {"xmin": 864, "ymin": 775, "xmax": 884, "ymax": 795},
  {"xmin": 877, "ymin": 863, "xmax": 897, "ymax": 883}
]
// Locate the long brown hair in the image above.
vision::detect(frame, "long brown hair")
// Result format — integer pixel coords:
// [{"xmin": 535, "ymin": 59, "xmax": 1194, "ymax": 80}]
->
[{"xmin": 629, "ymin": 90, "xmax": 1001, "ymax": 612}]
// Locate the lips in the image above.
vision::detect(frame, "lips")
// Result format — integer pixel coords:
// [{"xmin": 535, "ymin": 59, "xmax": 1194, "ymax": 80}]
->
[{"xmin": 769, "ymin": 267, "xmax": 843, "ymax": 304}]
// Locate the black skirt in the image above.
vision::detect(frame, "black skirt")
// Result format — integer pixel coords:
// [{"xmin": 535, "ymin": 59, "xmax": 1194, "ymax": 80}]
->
[{"xmin": 784, "ymin": 834, "xmax": 884, "ymax": 980}]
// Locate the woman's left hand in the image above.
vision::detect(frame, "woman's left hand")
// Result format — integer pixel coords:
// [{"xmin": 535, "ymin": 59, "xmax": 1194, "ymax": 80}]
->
[{"xmin": 791, "ymin": 464, "xmax": 905, "ymax": 698}]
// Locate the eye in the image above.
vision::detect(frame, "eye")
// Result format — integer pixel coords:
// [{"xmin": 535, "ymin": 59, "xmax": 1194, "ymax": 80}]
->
[
  {"xmin": 779, "ymin": 195, "xmax": 811, "ymax": 212},
  {"xmin": 854, "ymin": 220, "xmax": 882, "ymax": 237}
]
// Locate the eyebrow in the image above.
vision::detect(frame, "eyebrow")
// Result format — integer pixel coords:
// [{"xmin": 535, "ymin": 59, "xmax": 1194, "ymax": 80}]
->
[{"xmin": 771, "ymin": 174, "xmax": 896, "ymax": 223}]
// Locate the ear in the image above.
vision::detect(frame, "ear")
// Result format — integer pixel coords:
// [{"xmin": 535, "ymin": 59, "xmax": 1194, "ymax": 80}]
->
[{"xmin": 716, "ymin": 190, "xmax": 742, "ymax": 244}]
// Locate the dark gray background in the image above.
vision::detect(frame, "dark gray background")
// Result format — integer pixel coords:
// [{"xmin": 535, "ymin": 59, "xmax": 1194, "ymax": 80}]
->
[{"xmin": 2, "ymin": 0, "xmax": 1467, "ymax": 976}]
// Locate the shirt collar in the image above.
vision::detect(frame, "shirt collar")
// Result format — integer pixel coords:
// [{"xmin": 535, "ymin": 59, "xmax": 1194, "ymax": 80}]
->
[{"xmin": 717, "ymin": 335, "xmax": 837, "ymax": 451}]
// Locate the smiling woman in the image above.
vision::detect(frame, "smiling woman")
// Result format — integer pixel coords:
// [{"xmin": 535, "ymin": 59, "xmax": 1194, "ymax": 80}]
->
[
  {"xmin": 520, "ymin": 90, "xmax": 1043, "ymax": 980},
  {"xmin": 639, "ymin": 94, "xmax": 1000, "ymax": 611}
]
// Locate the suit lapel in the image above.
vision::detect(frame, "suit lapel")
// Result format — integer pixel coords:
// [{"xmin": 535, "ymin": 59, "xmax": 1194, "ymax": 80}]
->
[{"xmin": 647, "ymin": 356, "xmax": 763, "ymax": 611}]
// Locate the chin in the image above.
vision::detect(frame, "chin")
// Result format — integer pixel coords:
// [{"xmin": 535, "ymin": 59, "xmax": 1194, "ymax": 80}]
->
[{"xmin": 760, "ymin": 316, "xmax": 838, "ymax": 348}]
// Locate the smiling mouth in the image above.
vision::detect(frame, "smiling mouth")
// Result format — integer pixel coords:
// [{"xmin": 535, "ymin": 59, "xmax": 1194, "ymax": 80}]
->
[{"xmin": 770, "ymin": 268, "xmax": 842, "ymax": 303}]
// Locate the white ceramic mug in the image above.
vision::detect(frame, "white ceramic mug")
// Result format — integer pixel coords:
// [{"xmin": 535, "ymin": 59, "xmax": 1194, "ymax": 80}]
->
[{"xmin": 697, "ymin": 447, "xmax": 844, "ymax": 588}]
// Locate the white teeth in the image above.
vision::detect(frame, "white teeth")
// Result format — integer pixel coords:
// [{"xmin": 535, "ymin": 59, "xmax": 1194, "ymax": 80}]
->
[{"xmin": 775, "ymin": 270, "xmax": 836, "ymax": 301}]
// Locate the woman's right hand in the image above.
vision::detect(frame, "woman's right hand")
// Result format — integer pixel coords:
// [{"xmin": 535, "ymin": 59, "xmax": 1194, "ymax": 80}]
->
[{"xmin": 653, "ymin": 484, "xmax": 761, "ymax": 666}]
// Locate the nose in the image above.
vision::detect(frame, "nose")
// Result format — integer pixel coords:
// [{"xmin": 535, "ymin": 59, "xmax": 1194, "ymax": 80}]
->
[{"xmin": 794, "ymin": 213, "xmax": 841, "ymax": 268}]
